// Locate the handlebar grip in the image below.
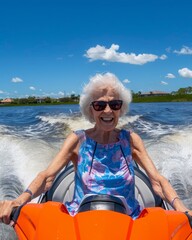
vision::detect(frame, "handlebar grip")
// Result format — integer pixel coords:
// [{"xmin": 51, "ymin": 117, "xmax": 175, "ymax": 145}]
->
[
  {"xmin": 185, "ymin": 212, "xmax": 192, "ymax": 228},
  {"xmin": 10, "ymin": 203, "xmax": 25, "ymax": 223}
]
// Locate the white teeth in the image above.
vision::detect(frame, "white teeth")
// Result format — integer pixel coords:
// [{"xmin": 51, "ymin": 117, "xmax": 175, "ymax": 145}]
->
[{"xmin": 101, "ymin": 117, "xmax": 113, "ymax": 121}]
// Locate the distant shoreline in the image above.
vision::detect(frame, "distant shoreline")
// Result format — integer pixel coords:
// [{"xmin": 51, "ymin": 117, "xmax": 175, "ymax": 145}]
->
[
  {"xmin": 132, "ymin": 94, "xmax": 192, "ymax": 103},
  {"xmin": 1, "ymin": 95, "xmax": 192, "ymax": 108},
  {"xmin": 0, "ymin": 102, "xmax": 76, "ymax": 107}
]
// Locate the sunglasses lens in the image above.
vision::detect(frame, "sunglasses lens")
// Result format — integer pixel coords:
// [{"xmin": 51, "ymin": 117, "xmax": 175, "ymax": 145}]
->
[
  {"xmin": 91, "ymin": 100, "xmax": 123, "ymax": 111},
  {"xmin": 92, "ymin": 101, "xmax": 107, "ymax": 111},
  {"xmin": 109, "ymin": 100, "xmax": 123, "ymax": 110}
]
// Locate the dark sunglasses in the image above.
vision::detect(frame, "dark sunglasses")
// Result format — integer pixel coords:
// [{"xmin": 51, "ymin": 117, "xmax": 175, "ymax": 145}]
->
[{"xmin": 91, "ymin": 100, "xmax": 123, "ymax": 111}]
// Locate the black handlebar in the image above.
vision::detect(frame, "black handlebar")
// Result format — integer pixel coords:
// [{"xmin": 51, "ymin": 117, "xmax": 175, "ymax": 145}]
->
[
  {"xmin": 10, "ymin": 204, "xmax": 25, "ymax": 224},
  {"xmin": 185, "ymin": 212, "xmax": 192, "ymax": 228}
]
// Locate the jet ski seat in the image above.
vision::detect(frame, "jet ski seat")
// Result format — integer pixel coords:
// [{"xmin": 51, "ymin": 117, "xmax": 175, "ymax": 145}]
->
[{"xmin": 40, "ymin": 164, "xmax": 164, "ymax": 209}]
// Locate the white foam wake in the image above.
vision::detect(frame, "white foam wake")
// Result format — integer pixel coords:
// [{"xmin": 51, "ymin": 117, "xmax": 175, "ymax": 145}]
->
[{"xmin": 145, "ymin": 126, "xmax": 192, "ymax": 208}]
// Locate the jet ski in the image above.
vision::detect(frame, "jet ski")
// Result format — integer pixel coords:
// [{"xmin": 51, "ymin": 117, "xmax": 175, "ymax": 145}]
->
[{"xmin": 12, "ymin": 164, "xmax": 192, "ymax": 239}]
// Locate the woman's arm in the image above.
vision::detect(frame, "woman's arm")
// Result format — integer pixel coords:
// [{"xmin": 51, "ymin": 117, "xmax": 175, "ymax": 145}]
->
[
  {"xmin": 0, "ymin": 132, "xmax": 79, "ymax": 224},
  {"xmin": 21, "ymin": 132, "xmax": 79, "ymax": 200},
  {"xmin": 130, "ymin": 131, "xmax": 191, "ymax": 214}
]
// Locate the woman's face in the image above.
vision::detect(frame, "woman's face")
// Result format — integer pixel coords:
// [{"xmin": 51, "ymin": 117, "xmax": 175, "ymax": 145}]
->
[{"xmin": 90, "ymin": 87, "xmax": 121, "ymax": 132}]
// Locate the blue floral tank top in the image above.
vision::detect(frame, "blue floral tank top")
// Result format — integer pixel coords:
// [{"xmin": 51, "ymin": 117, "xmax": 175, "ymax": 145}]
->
[{"xmin": 65, "ymin": 129, "xmax": 141, "ymax": 219}]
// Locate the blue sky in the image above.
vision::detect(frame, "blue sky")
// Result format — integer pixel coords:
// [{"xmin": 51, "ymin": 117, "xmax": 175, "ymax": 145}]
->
[{"xmin": 0, "ymin": 0, "xmax": 192, "ymax": 99}]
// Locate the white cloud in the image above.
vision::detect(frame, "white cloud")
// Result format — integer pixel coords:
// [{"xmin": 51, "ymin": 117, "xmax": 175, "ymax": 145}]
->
[
  {"xmin": 123, "ymin": 79, "xmax": 131, "ymax": 83},
  {"xmin": 165, "ymin": 73, "xmax": 176, "ymax": 79},
  {"xmin": 159, "ymin": 54, "xmax": 167, "ymax": 60},
  {"xmin": 161, "ymin": 81, "xmax": 168, "ymax": 85},
  {"xmin": 84, "ymin": 44, "xmax": 164, "ymax": 65},
  {"xmin": 174, "ymin": 46, "xmax": 192, "ymax": 55},
  {"xmin": 29, "ymin": 86, "xmax": 36, "ymax": 90},
  {"xmin": 58, "ymin": 91, "xmax": 65, "ymax": 96},
  {"xmin": 178, "ymin": 68, "xmax": 192, "ymax": 78},
  {"xmin": 11, "ymin": 77, "xmax": 23, "ymax": 83},
  {"xmin": 0, "ymin": 90, "xmax": 10, "ymax": 96}
]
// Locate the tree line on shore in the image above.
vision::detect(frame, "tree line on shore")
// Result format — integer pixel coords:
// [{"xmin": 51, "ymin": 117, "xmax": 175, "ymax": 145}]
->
[
  {"xmin": 1, "ymin": 87, "xmax": 192, "ymax": 106},
  {"xmin": 132, "ymin": 86, "xmax": 192, "ymax": 103}
]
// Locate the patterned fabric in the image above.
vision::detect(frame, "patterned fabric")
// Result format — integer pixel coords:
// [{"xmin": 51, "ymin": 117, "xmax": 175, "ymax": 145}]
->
[{"xmin": 65, "ymin": 129, "xmax": 141, "ymax": 219}]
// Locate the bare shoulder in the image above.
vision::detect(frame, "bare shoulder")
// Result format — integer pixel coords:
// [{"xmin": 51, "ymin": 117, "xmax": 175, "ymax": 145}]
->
[
  {"xmin": 61, "ymin": 131, "xmax": 81, "ymax": 152},
  {"xmin": 130, "ymin": 131, "xmax": 145, "ymax": 148},
  {"xmin": 43, "ymin": 132, "xmax": 81, "ymax": 177},
  {"xmin": 130, "ymin": 131, "xmax": 158, "ymax": 175},
  {"xmin": 130, "ymin": 131, "xmax": 150, "ymax": 164},
  {"xmin": 130, "ymin": 131, "xmax": 140, "ymax": 139},
  {"xmin": 46, "ymin": 131, "xmax": 81, "ymax": 173},
  {"xmin": 65, "ymin": 131, "xmax": 80, "ymax": 142}
]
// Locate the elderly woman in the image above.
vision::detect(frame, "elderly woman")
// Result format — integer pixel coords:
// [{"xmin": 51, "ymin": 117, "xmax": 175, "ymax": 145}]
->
[{"xmin": 0, "ymin": 72, "xmax": 191, "ymax": 224}]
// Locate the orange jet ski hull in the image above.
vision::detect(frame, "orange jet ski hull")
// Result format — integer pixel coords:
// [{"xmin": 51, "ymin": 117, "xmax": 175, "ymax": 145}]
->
[{"xmin": 14, "ymin": 201, "xmax": 192, "ymax": 240}]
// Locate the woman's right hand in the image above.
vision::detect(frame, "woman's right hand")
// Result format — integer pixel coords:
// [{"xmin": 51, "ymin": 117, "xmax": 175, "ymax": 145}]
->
[{"xmin": 0, "ymin": 199, "xmax": 21, "ymax": 225}]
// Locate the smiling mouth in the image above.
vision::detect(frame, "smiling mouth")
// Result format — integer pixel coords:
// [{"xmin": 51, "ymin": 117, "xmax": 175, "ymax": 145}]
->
[{"xmin": 101, "ymin": 117, "xmax": 114, "ymax": 122}]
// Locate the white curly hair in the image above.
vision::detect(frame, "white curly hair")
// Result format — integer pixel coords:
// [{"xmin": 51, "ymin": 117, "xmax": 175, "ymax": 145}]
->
[{"xmin": 79, "ymin": 72, "xmax": 132, "ymax": 123}]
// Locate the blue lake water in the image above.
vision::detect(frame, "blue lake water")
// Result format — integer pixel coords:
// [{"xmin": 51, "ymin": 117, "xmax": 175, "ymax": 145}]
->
[{"xmin": 0, "ymin": 102, "xmax": 192, "ymax": 239}]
